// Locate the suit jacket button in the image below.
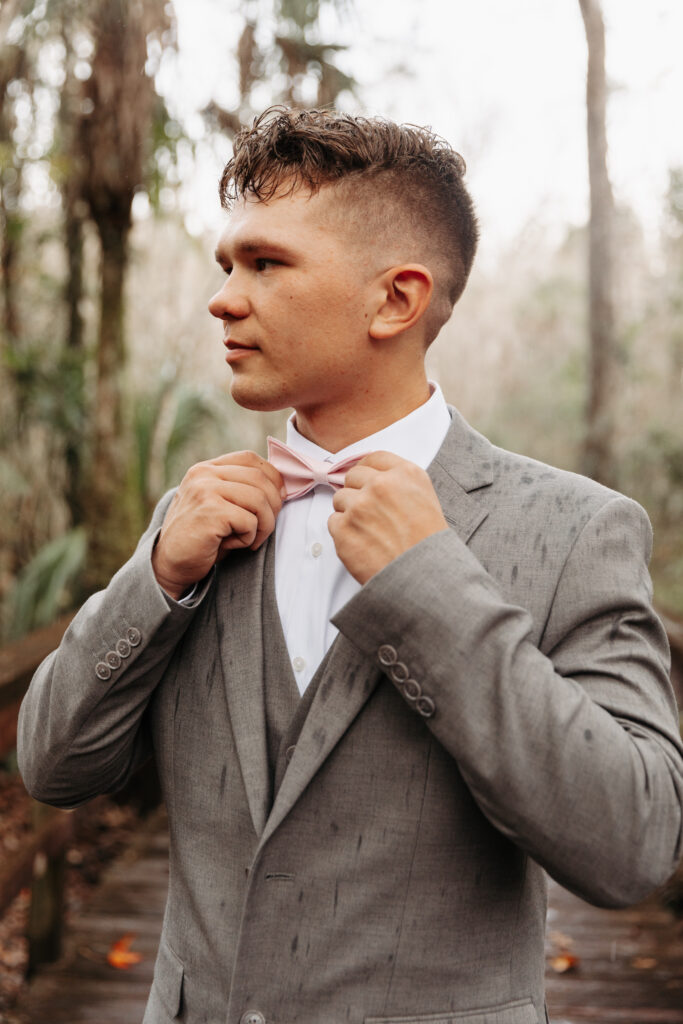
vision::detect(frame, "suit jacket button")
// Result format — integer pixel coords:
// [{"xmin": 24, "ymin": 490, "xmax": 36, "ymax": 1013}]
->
[
  {"xmin": 126, "ymin": 626, "xmax": 142, "ymax": 647},
  {"xmin": 95, "ymin": 661, "xmax": 112, "ymax": 681},
  {"xmin": 285, "ymin": 745, "xmax": 296, "ymax": 762},
  {"xmin": 240, "ymin": 1012, "xmax": 266, "ymax": 1024},
  {"xmin": 116, "ymin": 638, "xmax": 132, "ymax": 658},
  {"xmin": 105, "ymin": 650, "xmax": 122, "ymax": 670},
  {"xmin": 401, "ymin": 678, "xmax": 422, "ymax": 701},
  {"xmin": 390, "ymin": 661, "xmax": 409, "ymax": 683},
  {"xmin": 378, "ymin": 644, "xmax": 398, "ymax": 666},
  {"xmin": 416, "ymin": 695, "xmax": 436, "ymax": 718}
]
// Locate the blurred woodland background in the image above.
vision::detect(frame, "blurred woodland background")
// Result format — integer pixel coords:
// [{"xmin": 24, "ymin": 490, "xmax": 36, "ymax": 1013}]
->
[{"xmin": 0, "ymin": 0, "xmax": 682, "ymax": 642}]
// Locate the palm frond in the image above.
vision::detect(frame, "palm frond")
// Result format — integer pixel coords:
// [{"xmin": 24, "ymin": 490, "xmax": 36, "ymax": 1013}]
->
[{"xmin": 9, "ymin": 527, "xmax": 87, "ymax": 638}]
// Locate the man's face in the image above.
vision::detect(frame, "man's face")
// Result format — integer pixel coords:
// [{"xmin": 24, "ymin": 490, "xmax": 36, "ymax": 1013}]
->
[{"xmin": 209, "ymin": 185, "xmax": 378, "ymax": 416}]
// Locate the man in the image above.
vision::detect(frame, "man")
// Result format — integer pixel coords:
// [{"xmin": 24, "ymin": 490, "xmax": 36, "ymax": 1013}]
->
[{"xmin": 18, "ymin": 108, "xmax": 683, "ymax": 1024}]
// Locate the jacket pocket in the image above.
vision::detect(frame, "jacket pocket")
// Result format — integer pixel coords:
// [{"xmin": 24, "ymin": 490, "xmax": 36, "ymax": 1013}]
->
[
  {"xmin": 152, "ymin": 937, "xmax": 184, "ymax": 1020},
  {"xmin": 365, "ymin": 996, "xmax": 538, "ymax": 1024}
]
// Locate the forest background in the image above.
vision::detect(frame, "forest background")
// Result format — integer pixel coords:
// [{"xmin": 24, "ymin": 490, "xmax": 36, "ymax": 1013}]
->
[{"xmin": 0, "ymin": 0, "xmax": 682, "ymax": 642}]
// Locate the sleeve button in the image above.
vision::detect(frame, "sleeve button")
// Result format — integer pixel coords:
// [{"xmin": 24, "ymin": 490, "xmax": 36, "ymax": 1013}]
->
[
  {"xmin": 95, "ymin": 661, "xmax": 112, "ymax": 681},
  {"xmin": 378, "ymin": 644, "xmax": 398, "ymax": 666},
  {"xmin": 401, "ymin": 679, "xmax": 422, "ymax": 701},
  {"xmin": 416, "ymin": 695, "xmax": 436, "ymax": 718},
  {"xmin": 126, "ymin": 626, "xmax": 142, "ymax": 647},
  {"xmin": 390, "ymin": 661, "xmax": 409, "ymax": 683},
  {"xmin": 116, "ymin": 638, "xmax": 132, "ymax": 658},
  {"xmin": 105, "ymin": 650, "xmax": 122, "ymax": 670}
]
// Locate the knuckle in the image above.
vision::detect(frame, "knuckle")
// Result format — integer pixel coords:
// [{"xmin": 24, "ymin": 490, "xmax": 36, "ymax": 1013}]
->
[
  {"xmin": 183, "ymin": 462, "xmax": 204, "ymax": 483},
  {"xmin": 372, "ymin": 474, "xmax": 392, "ymax": 497}
]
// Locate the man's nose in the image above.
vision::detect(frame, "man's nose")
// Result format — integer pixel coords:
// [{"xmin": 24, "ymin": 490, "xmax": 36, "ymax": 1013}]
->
[{"xmin": 208, "ymin": 277, "xmax": 249, "ymax": 320}]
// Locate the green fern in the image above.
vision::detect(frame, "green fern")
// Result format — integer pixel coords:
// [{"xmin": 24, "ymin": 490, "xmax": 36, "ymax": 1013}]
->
[{"xmin": 9, "ymin": 527, "xmax": 87, "ymax": 639}]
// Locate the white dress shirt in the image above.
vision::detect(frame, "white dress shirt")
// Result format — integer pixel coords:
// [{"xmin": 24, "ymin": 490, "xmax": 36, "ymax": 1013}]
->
[{"xmin": 275, "ymin": 383, "xmax": 451, "ymax": 694}]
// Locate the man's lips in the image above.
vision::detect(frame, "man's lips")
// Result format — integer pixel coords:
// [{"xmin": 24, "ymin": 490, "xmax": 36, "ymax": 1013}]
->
[{"xmin": 224, "ymin": 339, "xmax": 259, "ymax": 362}]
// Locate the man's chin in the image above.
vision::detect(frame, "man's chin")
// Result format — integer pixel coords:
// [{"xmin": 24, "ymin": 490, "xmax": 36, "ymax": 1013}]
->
[{"xmin": 229, "ymin": 376, "xmax": 292, "ymax": 413}]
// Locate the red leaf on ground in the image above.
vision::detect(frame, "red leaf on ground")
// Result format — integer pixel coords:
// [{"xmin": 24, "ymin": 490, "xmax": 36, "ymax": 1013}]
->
[
  {"xmin": 550, "ymin": 953, "xmax": 580, "ymax": 973},
  {"xmin": 107, "ymin": 933, "xmax": 143, "ymax": 969}
]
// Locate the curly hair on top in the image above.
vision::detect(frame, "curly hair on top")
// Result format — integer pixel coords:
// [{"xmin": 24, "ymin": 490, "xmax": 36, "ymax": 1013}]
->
[{"xmin": 219, "ymin": 107, "xmax": 479, "ymax": 322}]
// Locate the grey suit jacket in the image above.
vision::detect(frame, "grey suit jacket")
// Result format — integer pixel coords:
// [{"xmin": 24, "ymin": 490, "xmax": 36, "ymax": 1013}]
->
[{"xmin": 18, "ymin": 408, "xmax": 683, "ymax": 1024}]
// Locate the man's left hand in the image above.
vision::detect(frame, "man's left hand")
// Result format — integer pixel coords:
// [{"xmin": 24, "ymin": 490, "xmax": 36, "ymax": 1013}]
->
[{"xmin": 327, "ymin": 452, "xmax": 448, "ymax": 585}]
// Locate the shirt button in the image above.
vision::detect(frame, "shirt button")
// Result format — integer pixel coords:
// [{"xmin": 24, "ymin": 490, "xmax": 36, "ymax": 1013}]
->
[
  {"xmin": 311, "ymin": 541, "xmax": 323, "ymax": 558},
  {"xmin": 240, "ymin": 1013, "xmax": 266, "ymax": 1024},
  {"xmin": 292, "ymin": 656, "xmax": 306, "ymax": 672}
]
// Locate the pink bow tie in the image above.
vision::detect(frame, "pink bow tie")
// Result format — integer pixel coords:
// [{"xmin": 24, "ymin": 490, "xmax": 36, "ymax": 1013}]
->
[{"xmin": 267, "ymin": 437, "xmax": 367, "ymax": 500}]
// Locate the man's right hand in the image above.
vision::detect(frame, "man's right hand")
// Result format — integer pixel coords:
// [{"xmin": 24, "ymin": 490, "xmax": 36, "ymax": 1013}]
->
[{"xmin": 151, "ymin": 451, "xmax": 285, "ymax": 601}]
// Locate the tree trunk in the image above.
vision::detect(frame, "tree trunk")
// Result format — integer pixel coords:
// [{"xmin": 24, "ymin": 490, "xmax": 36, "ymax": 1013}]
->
[
  {"xmin": 579, "ymin": 0, "xmax": 618, "ymax": 487},
  {"xmin": 59, "ymin": 21, "xmax": 87, "ymax": 524},
  {"xmin": 82, "ymin": 218, "xmax": 138, "ymax": 591},
  {"xmin": 77, "ymin": 0, "xmax": 167, "ymax": 590},
  {"xmin": 62, "ymin": 191, "xmax": 86, "ymax": 522},
  {"xmin": 0, "ymin": 178, "xmax": 21, "ymax": 345},
  {"xmin": 0, "ymin": 35, "xmax": 26, "ymax": 353}
]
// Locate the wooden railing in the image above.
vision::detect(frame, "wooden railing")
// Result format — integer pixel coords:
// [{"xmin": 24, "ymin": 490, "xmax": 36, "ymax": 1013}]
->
[{"xmin": 1, "ymin": 606, "xmax": 682, "ymax": 975}]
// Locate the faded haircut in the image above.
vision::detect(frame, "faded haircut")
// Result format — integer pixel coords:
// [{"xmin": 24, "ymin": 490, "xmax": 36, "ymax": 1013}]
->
[{"xmin": 219, "ymin": 107, "xmax": 479, "ymax": 344}]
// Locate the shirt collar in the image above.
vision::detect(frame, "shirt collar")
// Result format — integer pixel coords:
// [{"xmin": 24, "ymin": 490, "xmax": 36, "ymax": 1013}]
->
[{"xmin": 284, "ymin": 381, "xmax": 451, "ymax": 471}]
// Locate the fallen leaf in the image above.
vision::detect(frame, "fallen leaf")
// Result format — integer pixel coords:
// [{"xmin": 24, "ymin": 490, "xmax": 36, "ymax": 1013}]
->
[
  {"xmin": 631, "ymin": 956, "xmax": 657, "ymax": 970},
  {"xmin": 550, "ymin": 953, "xmax": 580, "ymax": 973},
  {"xmin": 107, "ymin": 933, "xmax": 143, "ymax": 969}
]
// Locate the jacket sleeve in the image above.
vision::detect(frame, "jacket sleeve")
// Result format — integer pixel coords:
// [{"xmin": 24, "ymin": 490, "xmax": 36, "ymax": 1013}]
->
[
  {"xmin": 332, "ymin": 495, "xmax": 683, "ymax": 908},
  {"xmin": 17, "ymin": 491, "xmax": 213, "ymax": 808}
]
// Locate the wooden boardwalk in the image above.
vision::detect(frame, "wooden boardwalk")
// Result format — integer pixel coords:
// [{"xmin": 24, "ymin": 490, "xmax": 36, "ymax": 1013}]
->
[
  {"xmin": 546, "ymin": 880, "xmax": 683, "ymax": 1023},
  {"xmin": 8, "ymin": 809, "xmax": 683, "ymax": 1024},
  {"xmin": 8, "ymin": 814, "xmax": 169, "ymax": 1024}
]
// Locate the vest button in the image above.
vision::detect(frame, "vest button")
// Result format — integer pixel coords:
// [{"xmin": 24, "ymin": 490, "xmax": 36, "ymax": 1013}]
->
[
  {"xmin": 285, "ymin": 745, "xmax": 296, "ymax": 762},
  {"xmin": 240, "ymin": 1012, "xmax": 266, "ymax": 1024}
]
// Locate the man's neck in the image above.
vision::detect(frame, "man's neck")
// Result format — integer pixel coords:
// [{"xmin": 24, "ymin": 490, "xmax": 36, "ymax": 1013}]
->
[{"xmin": 292, "ymin": 378, "xmax": 432, "ymax": 453}]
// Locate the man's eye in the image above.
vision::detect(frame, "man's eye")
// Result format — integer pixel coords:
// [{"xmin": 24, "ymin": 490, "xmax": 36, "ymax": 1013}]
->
[{"xmin": 255, "ymin": 257, "xmax": 276, "ymax": 271}]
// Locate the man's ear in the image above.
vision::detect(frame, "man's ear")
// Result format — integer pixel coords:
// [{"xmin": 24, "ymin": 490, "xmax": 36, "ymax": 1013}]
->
[{"xmin": 368, "ymin": 264, "xmax": 434, "ymax": 340}]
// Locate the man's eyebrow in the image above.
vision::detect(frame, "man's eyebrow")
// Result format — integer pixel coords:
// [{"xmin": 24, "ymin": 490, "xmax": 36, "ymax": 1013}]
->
[{"xmin": 214, "ymin": 238, "xmax": 296, "ymax": 263}]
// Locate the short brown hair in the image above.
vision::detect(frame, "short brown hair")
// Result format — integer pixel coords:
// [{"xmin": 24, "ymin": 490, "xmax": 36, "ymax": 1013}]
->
[{"xmin": 219, "ymin": 107, "xmax": 479, "ymax": 341}]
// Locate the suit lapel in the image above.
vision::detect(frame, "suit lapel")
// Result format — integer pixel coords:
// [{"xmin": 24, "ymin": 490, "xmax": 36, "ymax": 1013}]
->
[
  {"xmin": 258, "ymin": 406, "xmax": 494, "ymax": 845},
  {"xmin": 427, "ymin": 405, "xmax": 492, "ymax": 544},
  {"xmin": 214, "ymin": 541, "xmax": 271, "ymax": 837}
]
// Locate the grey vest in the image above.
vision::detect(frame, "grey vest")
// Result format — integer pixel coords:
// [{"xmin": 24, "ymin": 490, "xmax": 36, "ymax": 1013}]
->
[{"xmin": 261, "ymin": 535, "xmax": 334, "ymax": 806}]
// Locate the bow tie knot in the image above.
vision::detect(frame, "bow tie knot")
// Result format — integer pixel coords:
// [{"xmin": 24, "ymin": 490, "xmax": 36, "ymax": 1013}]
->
[{"xmin": 267, "ymin": 437, "xmax": 367, "ymax": 501}]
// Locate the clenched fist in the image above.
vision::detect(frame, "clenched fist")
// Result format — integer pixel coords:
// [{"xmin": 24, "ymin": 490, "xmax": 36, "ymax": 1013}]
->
[
  {"xmin": 327, "ymin": 451, "xmax": 448, "ymax": 585},
  {"xmin": 152, "ymin": 451, "xmax": 285, "ymax": 600}
]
